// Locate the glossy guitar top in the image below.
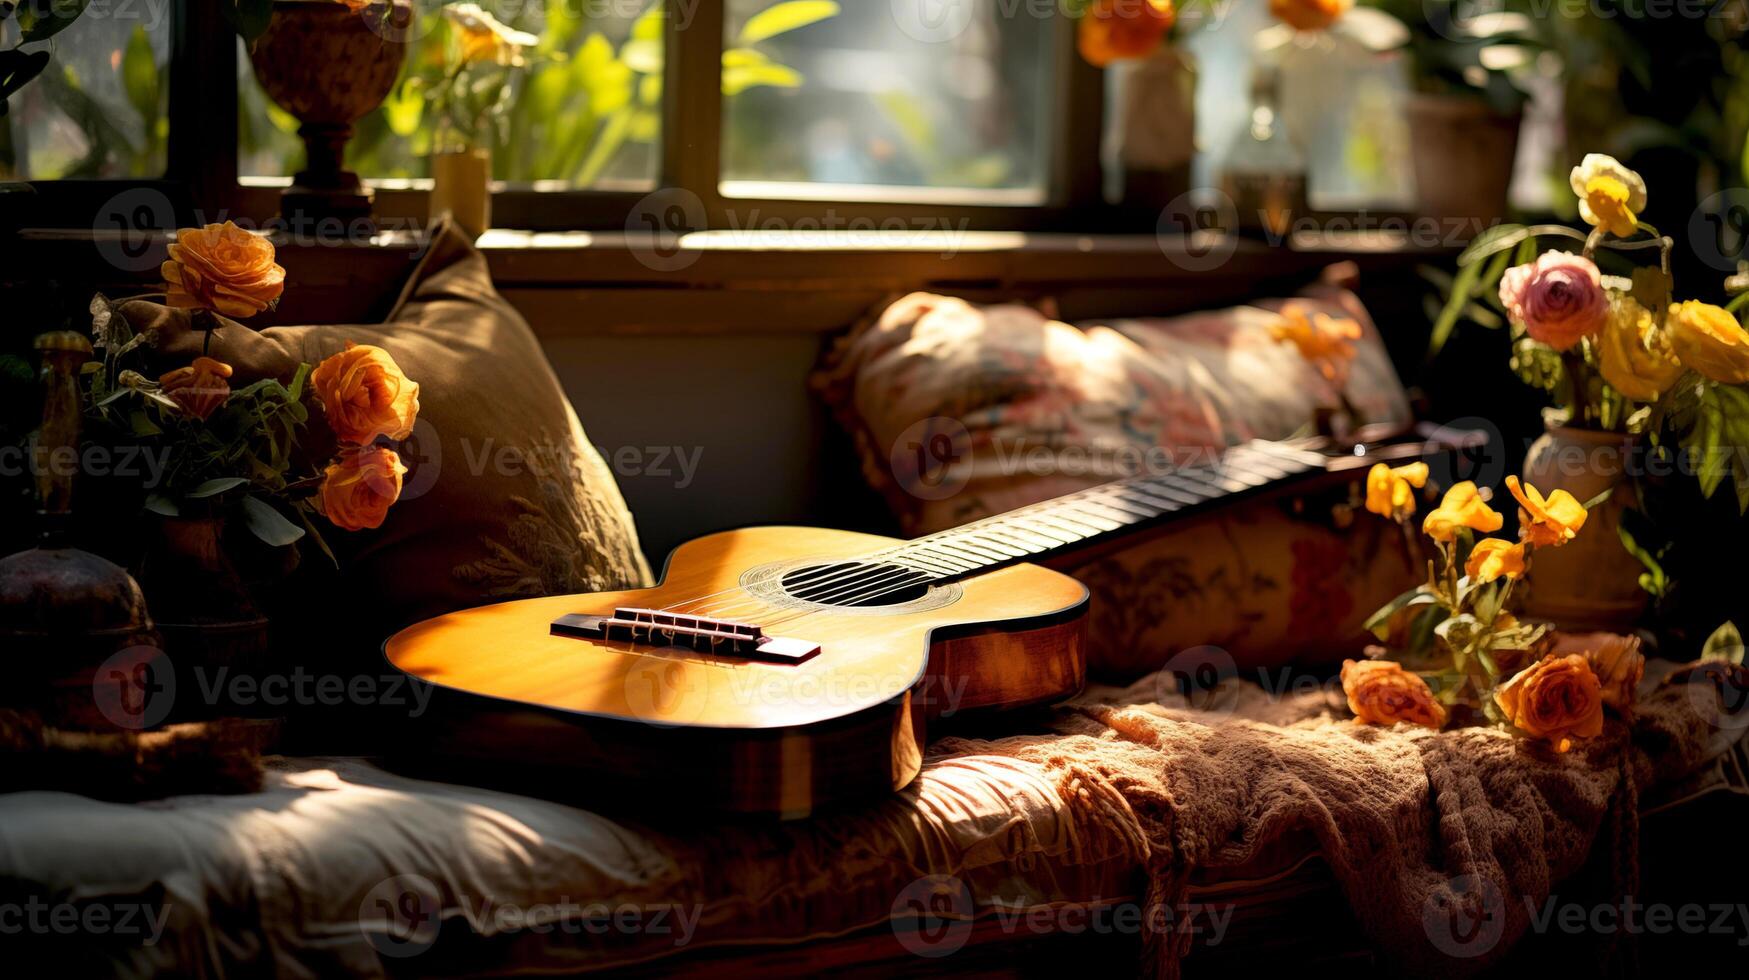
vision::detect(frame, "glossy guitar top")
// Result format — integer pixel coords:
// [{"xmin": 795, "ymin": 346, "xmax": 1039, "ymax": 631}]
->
[{"xmin": 384, "ymin": 525, "xmax": 1089, "ymax": 814}]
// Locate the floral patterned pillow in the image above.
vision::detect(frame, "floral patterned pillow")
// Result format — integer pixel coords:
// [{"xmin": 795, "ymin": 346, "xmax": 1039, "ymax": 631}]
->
[
  {"xmin": 813, "ymin": 283, "xmax": 1416, "ymax": 674},
  {"xmin": 814, "ymin": 285, "xmax": 1411, "ymax": 537}
]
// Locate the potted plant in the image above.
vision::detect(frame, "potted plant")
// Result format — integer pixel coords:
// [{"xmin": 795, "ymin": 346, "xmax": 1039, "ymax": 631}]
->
[
  {"xmin": 1430, "ymin": 153, "xmax": 1749, "ymax": 631},
  {"xmin": 1364, "ymin": 0, "xmax": 1537, "ymax": 225}
]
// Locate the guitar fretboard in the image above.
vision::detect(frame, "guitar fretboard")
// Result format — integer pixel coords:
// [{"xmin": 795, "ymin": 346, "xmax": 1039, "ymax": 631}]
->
[{"xmin": 876, "ymin": 440, "xmax": 1328, "ymax": 582}]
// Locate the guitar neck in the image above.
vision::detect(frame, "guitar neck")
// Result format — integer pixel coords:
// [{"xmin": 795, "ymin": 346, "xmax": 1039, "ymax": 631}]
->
[{"xmin": 878, "ymin": 440, "xmax": 1332, "ymax": 582}]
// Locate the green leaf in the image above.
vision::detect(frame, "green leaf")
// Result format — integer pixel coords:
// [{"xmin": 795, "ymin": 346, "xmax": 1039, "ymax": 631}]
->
[
  {"xmin": 144, "ymin": 493, "xmax": 179, "ymax": 517},
  {"xmin": 1701, "ymin": 622, "xmax": 1745, "ymax": 665},
  {"xmin": 722, "ymin": 60, "xmax": 802, "ymax": 96},
  {"xmin": 242, "ymin": 494, "xmax": 304, "ymax": 547},
  {"xmin": 631, "ymin": 3, "xmax": 665, "ymax": 42},
  {"xmin": 186, "ymin": 476, "xmax": 249, "ymax": 498},
  {"xmin": 120, "ymin": 24, "xmax": 159, "ymax": 125},
  {"xmin": 1455, "ymin": 222, "xmax": 1529, "ymax": 266},
  {"xmin": 1616, "ymin": 521, "xmax": 1667, "ymax": 599},
  {"xmin": 619, "ymin": 38, "xmax": 663, "ymax": 75},
  {"xmin": 1427, "ymin": 253, "xmax": 1486, "ymax": 361},
  {"xmin": 15, "ymin": 0, "xmax": 90, "ymax": 43},
  {"xmin": 1363, "ymin": 587, "xmax": 1430, "ymax": 640},
  {"xmin": 0, "ymin": 49, "xmax": 50, "ymax": 103},
  {"xmin": 737, "ymin": 1, "xmax": 839, "ymax": 44}
]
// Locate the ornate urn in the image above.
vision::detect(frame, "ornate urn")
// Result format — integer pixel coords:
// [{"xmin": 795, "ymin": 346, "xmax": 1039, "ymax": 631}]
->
[{"xmin": 247, "ymin": 0, "xmax": 410, "ymax": 230}]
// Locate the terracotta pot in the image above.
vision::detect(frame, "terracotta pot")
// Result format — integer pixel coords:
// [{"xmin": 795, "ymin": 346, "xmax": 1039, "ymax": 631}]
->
[
  {"xmin": 429, "ymin": 147, "xmax": 493, "ymax": 239},
  {"xmin": 1519, "ymin": 426, "xmax": 1648, "ymax": 632},
  {"xmin": 248, "ymin": 0, "xmax": 409, "ymax": 229},
  {"xmin": 1406, "ymin": 93, "xmax": 1521, "ymax": 228}
]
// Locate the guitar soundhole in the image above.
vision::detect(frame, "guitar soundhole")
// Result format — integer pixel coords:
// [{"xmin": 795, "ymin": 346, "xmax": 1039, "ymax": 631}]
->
[{"xmin": 780, "ymin": 563, "xmax": 932, "ymax": 607}]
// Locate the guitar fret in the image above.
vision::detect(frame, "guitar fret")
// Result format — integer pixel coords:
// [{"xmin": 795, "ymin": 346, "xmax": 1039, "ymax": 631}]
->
[
  {"xmin": 964, "ymin": 534, "xmax": 1030, "ymax": 558},
  {"xmin": 1090, "ymin": 493, "xmax": 1162, "ymax": 518},
  {"xmin": 1119, "ymin": 487, "xmax": 1185, "ymax": 511},
  {"xmin": 882, "ymin": 439, "xmax": 1335, "ymax": 584},
  {"xmin": 1001, "ymin": 520, "xmax": 1078, "ymax": 546},
  {"xmin": 1132, "ymin": 480, "xmax": 1205, "ymax": 507},
  {"xmin": 1057, "ymin": 505, "xmax": 1128, "ymax": 530}
]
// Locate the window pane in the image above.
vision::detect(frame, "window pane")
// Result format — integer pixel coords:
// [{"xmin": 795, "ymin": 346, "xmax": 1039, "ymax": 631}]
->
[
  {"xmin": 721, "ymin": 0, "xmax": 1054, "ymax": 200},
  {"xmin": 2, "ymin": 9, "xmax": 171, "ymax": 179},
  {"xmin": 238, "ymin": 0, "xmax": 661, "ymax": 188}
]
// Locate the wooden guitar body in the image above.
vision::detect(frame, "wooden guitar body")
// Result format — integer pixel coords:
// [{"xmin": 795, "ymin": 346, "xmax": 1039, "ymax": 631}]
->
[{"xmin": 384, "ymin": 526, "xmax": 1088, "ymax": 816}]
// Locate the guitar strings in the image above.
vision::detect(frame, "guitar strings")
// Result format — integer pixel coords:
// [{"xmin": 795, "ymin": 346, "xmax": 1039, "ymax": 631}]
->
[
  {"xmin": 673, "ymin": 449, "xmax": 1238, "ymax": 625},
  {"xmin": 654, "ymin": 442, "xmax": 1320, "ymax": 629}
]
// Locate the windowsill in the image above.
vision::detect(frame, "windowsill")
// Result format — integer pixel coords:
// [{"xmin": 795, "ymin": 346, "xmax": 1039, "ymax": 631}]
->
[{"xmin": 5, "ymin": 226, "xmax": 1452, "ymax": 335}]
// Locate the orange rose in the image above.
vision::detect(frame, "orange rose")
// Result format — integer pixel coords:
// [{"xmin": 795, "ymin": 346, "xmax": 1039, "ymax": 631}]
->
[
  {"xmin": 158, "ymin": 356, "xmax": 234, "ymax": 421},
  {"xmin": 1494, "ymin": 654, "xmax": 1605, "ymax": 752},
  {"xmin": 318, "ymin": 446, "xmax": 407, "ymax": 531},
  {"xmin": 1270, "ymin": 0, "xmax": 1352, "ymax": 32},
  {"xmin": 1077, "ymin": 0, "xmax": 1175, "ymax": 68},
  {"xmin": 310, "ymin": 342, "xmax": 420, "ymax": 444},
  {"xmin": 1550, "ymin": 631, "xmax": 1645, "ymax": 718},
  {"xmin": 1341, "ymin": 659, "xmax": 1447, "ymax": 729},
  {"xmin": 162, "ymin": 221, "xmax": 285, "ymax": 318}
]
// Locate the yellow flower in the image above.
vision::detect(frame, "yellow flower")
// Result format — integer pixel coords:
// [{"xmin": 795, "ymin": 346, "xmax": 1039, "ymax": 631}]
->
[
  {"xmin": 1667, "ymin": 300, "xmax": 1749, "ymax": 384},
  {"xmin": 1364, "ymin": 461, "xmax": 1428, "ymax": 520},
  {"xmin": 444, "ymin": 2, "xmax": 538, "ymax": 66},
  {"xmin": 1495, "ymin": 654, "xmax": 1605, "ymax": 752},
  {"xmin": 1505, "ymin": 475, "xmax": 1587, "ymax": 548},
  {"xmin": 1598, "ymin": 294, "xmax": 1683, "ymax": 401},
  {"xmin": 1465, "ymin": 538, "xmax": 1526, "ymax": 584},
  {"xmin": 1269, "ymin": 303, "xmax": 1363, "ymax": 384},
  {"xmin": 1421, "ymin": 481, "xmax": 1503, "ymax": 542},
  {"xmin": 1568, "ymin": 153, "xmax": 1647, "ymax": 238}
]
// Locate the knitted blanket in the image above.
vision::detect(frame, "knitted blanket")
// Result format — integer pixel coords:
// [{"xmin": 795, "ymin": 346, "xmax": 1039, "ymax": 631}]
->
[{"xmin": 932, "ymin": 659, "xmax": 1734, "ymax": 977}]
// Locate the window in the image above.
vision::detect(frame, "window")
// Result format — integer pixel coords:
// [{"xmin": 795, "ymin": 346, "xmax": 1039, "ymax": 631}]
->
[
  {"xmin": 3, "ymin": 8, "xmax": 170, "ymax": 179},
  {"xmin": 719, "ymin": 0, "xmax": 1056, "ymax": 202},
  {"xmin": 238, "ymin": 1, "xmax": 660, "ymax": 189}
]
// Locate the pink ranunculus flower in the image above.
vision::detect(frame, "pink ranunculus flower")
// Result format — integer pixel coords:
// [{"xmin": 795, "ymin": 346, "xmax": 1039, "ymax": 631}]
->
[{"xmin": 1498, "ymin": 250, "xmax": 1608, "ymax": 350}]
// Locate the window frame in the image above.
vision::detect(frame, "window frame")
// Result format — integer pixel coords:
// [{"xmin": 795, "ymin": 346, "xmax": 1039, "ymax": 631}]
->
[
  {"xmin": 225, "ymin": 0, "xmax": 1112, "ymax": 232},
  {"xmin": 17, "ymin": 1, "xmax": 1125, "ymax": 234}
]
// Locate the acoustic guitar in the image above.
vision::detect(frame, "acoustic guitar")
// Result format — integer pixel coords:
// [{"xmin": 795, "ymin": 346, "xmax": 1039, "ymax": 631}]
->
[{"xmin": 384, "ymin": 430, "xmax": 1470, "ymax": 816}]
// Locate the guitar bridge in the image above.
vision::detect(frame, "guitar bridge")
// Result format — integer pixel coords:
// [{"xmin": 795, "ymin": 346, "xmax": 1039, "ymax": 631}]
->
[{"xmin": 551, "ymin": 608, "xmax": 821, "ymax": 664}]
